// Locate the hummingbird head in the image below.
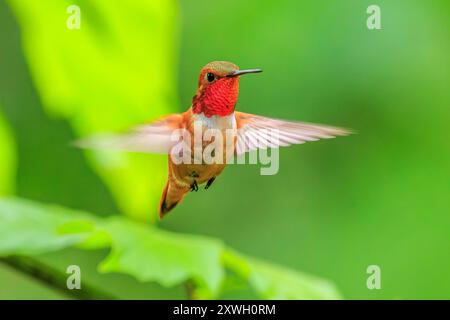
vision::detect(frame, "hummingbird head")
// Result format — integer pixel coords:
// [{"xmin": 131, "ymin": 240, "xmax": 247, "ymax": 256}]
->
[{"xmin": 192, "ymin": 61, "xmax": 262, "ymax": 117}]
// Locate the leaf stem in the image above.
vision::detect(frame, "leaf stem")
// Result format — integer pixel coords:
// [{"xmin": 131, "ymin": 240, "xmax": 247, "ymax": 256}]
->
[
  {"xmin": 184, "ymin": 280, "xmax": 196, "ymax": 300},
  {"xmin": 0, "ymin": 255, "xmax": 117, "ymax": 300}
]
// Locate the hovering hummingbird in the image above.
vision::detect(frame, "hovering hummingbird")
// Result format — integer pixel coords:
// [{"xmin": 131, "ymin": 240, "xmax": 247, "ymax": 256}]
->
[{"xmin": 79, "ymin": 61, "xmax": 351, "ymax": 218}]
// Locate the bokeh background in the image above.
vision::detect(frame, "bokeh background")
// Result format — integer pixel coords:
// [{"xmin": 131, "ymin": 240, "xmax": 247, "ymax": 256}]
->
[{"xmin": 0, "ymin": 0, "xmax": 450, "ymax": 299}]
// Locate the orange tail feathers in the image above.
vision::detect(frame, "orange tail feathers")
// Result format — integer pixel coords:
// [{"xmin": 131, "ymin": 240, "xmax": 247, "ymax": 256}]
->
[{"xmin": 159, "ymin": 179, "xmax": 190, "ymax": 218}]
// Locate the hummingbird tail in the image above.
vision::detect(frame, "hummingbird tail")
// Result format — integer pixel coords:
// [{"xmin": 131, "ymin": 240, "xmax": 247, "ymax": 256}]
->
[{"xmin": 159, "ymin": 180, "xmax": 189, "ymax": 218}]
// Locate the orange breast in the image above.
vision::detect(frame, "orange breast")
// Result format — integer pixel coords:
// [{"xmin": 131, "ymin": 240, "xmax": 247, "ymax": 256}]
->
[{"xmin": 168, "ymin": 110, "xmax": 237, "ymax": 186}]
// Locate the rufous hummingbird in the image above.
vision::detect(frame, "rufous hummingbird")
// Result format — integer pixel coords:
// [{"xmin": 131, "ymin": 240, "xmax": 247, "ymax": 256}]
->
[{"xmin": 79, "ymin": 61, "xmax": 351, "ymax": 218}]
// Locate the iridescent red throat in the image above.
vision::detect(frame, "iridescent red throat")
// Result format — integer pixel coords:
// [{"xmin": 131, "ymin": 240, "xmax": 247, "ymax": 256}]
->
[{"xmin": 192, "ymin": 77, "xmax": 239, "ymax": 117}]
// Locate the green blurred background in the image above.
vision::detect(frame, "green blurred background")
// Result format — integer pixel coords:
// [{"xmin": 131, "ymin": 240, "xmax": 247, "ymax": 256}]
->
[{"xmin": 1, "ymin": 0, "xmax": 450, "ymax": 299}]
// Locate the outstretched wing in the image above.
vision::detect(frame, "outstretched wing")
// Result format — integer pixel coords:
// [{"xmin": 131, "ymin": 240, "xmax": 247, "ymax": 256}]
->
[
  {"xmin": 74, "ymin": 113, "xmax": 185, "ymax": 154},
  {"xmin": 234, "ymin": 112, "xmax": 352, "ymax": 155}
]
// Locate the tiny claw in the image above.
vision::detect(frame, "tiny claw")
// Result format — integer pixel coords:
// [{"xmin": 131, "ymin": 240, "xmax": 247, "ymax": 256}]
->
[
  {"xmin": 205, "ymin": 177, "xmax": 216, "ymax": 190},
  {"xmin": 190, "ymin": 181, "xmax": 198, "ymax": 192}
]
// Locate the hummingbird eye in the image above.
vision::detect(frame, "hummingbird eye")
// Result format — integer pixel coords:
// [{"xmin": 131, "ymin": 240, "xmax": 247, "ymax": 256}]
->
[{"xmin": 206, "ymin": 72, "xmax": 215, "ymax": 82}]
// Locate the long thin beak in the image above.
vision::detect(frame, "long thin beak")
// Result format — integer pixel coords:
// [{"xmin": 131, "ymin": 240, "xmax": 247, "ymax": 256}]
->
[{"xmin": 227, "ymin": 68, "xmax": 263, "ymax": 77}]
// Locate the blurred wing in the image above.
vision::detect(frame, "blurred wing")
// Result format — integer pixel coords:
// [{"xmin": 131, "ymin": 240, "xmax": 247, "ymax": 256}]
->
[
  {"xmin": 235, "ymin": 112, "xmax": 352, "ymax": 155},
  {"xmin": 74, "ymin": 114, "xmax": 184, "ymax": 154}
]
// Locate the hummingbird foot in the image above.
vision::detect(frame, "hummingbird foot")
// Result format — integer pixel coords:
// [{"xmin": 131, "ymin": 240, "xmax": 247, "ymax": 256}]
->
[
  {"xmin": 190, "ymin": 181, "xmax": 198, "ymax": 192},
  {"xmin": 205, "ymin": 177, "xmax": 216, "ymax": 190}
]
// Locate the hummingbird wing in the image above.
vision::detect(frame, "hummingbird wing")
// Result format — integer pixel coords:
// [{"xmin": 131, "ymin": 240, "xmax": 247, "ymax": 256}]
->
[
  {"xmin": 234, "ymin": 112, "xmax": 351, "ymax": 155},
  {"xmin": 74, "ymin": 114, "xmax": 185, "ymax": 154}
]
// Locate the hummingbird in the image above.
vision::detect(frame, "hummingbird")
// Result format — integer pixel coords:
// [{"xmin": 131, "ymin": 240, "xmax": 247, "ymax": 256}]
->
[{"xmin": 79, "ymin": 61, "xmax": 351, "ymax": 218}]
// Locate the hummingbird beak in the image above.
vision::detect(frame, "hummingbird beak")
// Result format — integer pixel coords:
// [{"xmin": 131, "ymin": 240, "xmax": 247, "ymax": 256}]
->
[{"xmin": 227, "ymin": 69, "xmax": 263, "ymax": 77}]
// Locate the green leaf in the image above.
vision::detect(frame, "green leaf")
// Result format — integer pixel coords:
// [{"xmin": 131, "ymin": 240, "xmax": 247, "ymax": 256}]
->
[
  {"xmin": 57, "ymin": 219, "xmax": 112, "ymax": 249},
  {"xmin": 0, "ymin": 199, "xmax": 89, "ymax": 255},
  {"xmin": 0, "ymin": 112, "xmax": 16, "ymax": 196},
  {"xmin": 223, "ymin": 250, "xmax": 341, "ymax": 300},
  {"xmin": 98, "ymin": 218, "xmax": 224, "ymax": 298},
  {"xmin": 7, "ymin": 0, "xmax": 179, "ymax": 222},
  {"xmin": 0, "ymin": 198, "xmax": 341, "ymax": 299},
  {"xmin": 248, "ymin": 259, "xmax": 341, "ymax": 299}
]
